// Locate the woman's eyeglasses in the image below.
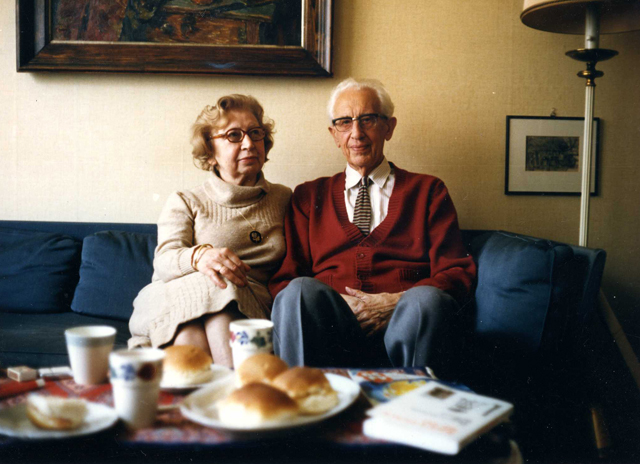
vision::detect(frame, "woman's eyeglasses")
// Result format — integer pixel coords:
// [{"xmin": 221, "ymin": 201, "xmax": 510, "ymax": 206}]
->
[
  {"xmin": 211, "ymin": 127, "xmax": 266, "ymax": 143},
  {"xmin": 331, "ymin": 113, "xmax": 388, "ymax": 132}
]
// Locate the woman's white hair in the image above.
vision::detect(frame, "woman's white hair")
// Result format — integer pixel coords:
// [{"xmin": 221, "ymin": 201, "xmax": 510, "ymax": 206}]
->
[{"xmin": 326, "ymin": 78, "xmax": 395, "ymax": 120}]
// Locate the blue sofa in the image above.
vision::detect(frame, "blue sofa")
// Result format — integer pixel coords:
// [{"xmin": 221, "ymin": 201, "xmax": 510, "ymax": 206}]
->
[{"xmin": 0, "ymin": 220, "xmax": 606, "ymax": 389}]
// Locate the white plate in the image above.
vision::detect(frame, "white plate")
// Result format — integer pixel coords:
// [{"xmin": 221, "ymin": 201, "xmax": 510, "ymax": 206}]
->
[
  {"xmin": 0, "ymin": 401, "xmax": 118, "ymax": 439},
  {"xmin": 160, "ymin": 364, "xmax": 233, "ymax": 393},
  {"xmin": 180, "ymin": 373, "xmax": 360, "ymax": 433}
]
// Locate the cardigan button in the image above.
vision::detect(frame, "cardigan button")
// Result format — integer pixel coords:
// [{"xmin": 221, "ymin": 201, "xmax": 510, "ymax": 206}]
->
[{"xmin": 357, "ymin": 253, "xmax": 365, "ymax": 258}]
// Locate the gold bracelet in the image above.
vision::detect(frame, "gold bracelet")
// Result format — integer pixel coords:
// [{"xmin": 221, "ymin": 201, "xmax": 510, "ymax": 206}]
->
[
  {"xmin": 195, "ymin": 244, "xmax": 212, "ymax": 270},
  {"xmin": 194, "ymin": 244, "xmax": 213, "ymax": 271},
  {"xmin": 191, "ymin": 245, "xmax": 203, "ymax": 270},
  {"xmin": 191, "ymin": 244, "xmax": 208, "ymax": 270},
  {"xmin": 193, "ymin": 246, "xmax": 206, "ymax": 270}
]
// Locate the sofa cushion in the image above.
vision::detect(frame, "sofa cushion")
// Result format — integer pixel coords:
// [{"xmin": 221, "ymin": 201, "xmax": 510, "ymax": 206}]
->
[
  {"xmin": 71, "ymin": 231, "xmax": 156, "ymax": 321},
  {"xmin": 0, "ymin": 228, "xmax": 81, "ymax": 313},
  {"xmin": 470, "ymin": 231, "xmax": 575, "ymax": 359}
]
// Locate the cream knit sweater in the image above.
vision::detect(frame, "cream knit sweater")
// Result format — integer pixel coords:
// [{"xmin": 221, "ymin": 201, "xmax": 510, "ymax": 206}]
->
[{"xmin": 128, "ymin": 172, "xmax": 291, "ymax": 348}]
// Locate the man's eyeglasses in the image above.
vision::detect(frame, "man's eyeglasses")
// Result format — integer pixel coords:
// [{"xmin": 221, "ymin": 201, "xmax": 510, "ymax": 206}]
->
[
  {"xmin": 211, "ymin": 127, "xmax": 266, "ymax": 143},
  {"xmin": 331, "ymin": 113, "xmax": 388, "ymax": 132}
]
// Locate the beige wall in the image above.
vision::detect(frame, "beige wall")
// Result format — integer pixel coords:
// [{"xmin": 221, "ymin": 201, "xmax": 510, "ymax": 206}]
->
[{"xmin": 2, "ymin": 1, "xmax": 639, "ymax": 342}]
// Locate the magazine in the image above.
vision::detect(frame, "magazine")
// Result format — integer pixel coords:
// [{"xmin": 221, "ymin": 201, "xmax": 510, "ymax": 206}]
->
[{"xmin": 347, "ymin": 367, "xmax": 471, "ymax": 405}]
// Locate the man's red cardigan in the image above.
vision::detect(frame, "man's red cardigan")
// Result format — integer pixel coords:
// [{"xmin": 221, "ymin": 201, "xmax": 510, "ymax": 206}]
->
[{"xmin": 268, "ymin": 165, "xmax": 476, "ymax": 304}]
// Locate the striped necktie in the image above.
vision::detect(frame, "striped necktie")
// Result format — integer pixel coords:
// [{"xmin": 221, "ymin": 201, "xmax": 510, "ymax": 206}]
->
[{"xmin": 354, "ymin": 177, "xmax": 372, "ymax": 235}]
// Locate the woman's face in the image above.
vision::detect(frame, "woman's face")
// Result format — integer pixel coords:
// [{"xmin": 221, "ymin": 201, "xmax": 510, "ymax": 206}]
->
[{"xmin": 209, "ymin": 110, "xmax": 266, "ymax": 186}]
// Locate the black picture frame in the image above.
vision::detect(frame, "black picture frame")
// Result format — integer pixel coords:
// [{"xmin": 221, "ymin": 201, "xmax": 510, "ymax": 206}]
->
[
  {"xmin": 505, "ymin": 115, "xmax": 600, "ymax": 196},
  {"xmin": 16, "ymin": 0, "xmax": 333, "ymax": 76}
]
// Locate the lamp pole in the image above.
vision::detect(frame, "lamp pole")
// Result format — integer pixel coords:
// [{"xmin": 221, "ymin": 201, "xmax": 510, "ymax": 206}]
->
[{"xmin": 566, "ymin": 4, "xmax": 617, "ymax": 247}]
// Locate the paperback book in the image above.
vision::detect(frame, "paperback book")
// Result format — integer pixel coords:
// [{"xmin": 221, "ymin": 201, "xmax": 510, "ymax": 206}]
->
[{"xmin": 362, "ymin": 382, "xmax": 514, "ymax": 455}]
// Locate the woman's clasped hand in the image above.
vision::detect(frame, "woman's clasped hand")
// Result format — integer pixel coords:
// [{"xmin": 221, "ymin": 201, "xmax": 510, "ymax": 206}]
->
[{"xmin": 195, "ymin": 246, "xmax": 251, "ymax": 289}]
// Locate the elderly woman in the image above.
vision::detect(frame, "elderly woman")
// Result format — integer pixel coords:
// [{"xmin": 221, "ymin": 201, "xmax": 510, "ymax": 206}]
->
[{"xmin": 129, "ymin": 95, "xmax": 291, "ymax": 367}]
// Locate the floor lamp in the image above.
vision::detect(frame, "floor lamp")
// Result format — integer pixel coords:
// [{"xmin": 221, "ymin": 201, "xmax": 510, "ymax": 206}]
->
[
  {"xmin": 521, "ymin": 0, "xmax": 640, "ymax": 247},
  {"xmin": 521, "ymin": 2, "xmax": 640, "ymax": 457}
]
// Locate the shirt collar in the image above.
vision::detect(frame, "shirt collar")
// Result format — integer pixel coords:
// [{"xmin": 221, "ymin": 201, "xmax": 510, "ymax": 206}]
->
[{"xmin": 345, "ymin": 157, "xmax": 392, "ymax": 190}]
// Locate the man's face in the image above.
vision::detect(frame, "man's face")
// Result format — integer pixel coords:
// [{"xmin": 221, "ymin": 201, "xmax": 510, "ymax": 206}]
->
[{"xmin": 329, "ymin": 88, "xmax": 397, "ymax": 176}]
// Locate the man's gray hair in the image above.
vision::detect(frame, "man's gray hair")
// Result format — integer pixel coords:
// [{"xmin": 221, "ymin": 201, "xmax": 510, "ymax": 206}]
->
[{"xmin": 326, "ymin": 78, "xmax": 395, "ymax": 120}]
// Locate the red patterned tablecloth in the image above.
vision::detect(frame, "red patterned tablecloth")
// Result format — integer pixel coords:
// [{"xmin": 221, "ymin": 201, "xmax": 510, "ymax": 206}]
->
[
  {"xmin": 0, "ymin": 371, "xmax": 520, "ymax": 464},
  {"xmin": 0, "ymin": 369, "xmax": 379, "ymax": 447}
]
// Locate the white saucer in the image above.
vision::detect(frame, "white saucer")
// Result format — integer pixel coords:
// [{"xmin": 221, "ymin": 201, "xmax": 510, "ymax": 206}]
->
[{"xmin": 0, "ymin": 401, "xmax": 118, "ymax": 439}]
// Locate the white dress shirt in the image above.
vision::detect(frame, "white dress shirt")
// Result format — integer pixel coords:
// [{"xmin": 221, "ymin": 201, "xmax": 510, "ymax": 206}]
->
[{"xmin": 344, "ymin": 157, "xmax": 395, "ymax": 233}]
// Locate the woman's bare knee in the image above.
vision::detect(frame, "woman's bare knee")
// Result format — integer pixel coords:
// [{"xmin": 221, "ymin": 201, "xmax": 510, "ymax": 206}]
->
[
  {"xmin": 204, "ymin": 305, "xmax": 244, "ymax": 367},
  {"xmin": 173, "ymin": 319, "xmax": 211, "ymax": 356}
]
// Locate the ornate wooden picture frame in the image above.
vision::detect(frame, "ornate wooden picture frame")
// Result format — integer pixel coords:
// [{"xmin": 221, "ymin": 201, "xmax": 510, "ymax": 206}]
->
[
  {"xmin": 505, "ymin": 116, "xmax": 600, "ymax": 196},
  {"xmin": 16, "ymin": 0, "xmax": 332, "ymax": 76}
]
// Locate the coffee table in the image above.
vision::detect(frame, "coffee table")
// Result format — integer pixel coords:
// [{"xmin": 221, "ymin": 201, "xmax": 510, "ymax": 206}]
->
[{"xmin": 0, "ymin": 369, "xmax": 521, "ymax": 464}]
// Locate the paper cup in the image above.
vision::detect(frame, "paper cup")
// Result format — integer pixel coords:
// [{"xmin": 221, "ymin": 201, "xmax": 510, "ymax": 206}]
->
[
  {"xmin": 229, "ymin": 319, "xmax": 274, "ymax": 369},
  {"xmin": 109, "ymin": 348, "xmax": 165, "ymax": 430},
  {"xmin": 65, "ymin": 326, "xmax": 117, "ymax": 385}
]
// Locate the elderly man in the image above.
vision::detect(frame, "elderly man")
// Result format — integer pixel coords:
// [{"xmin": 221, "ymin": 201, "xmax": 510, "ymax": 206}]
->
[{"xmin": 268, "ymin": 78, "xmax": 476, "ymax": 372}]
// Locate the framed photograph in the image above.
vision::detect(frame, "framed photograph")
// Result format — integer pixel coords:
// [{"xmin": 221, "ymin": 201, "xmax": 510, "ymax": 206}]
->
[
  {"xmin": 505, "ymin": 116, "xmax": 600, "ymax": 196},
  {"xmin": 16, "ymin": 0, "xmax": 332, "ymax": 76}
]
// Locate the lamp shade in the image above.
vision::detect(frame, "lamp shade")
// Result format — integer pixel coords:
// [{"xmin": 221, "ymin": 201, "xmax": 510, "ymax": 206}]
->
[{"xmin": 522, "ymin": 0, "xmax": 640, "ymax": 34}]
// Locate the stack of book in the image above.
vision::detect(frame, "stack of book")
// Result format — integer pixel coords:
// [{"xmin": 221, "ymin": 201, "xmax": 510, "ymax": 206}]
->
[{"xmin": 348, "ymin": 368, "xmax": 513, "ymax": 455}]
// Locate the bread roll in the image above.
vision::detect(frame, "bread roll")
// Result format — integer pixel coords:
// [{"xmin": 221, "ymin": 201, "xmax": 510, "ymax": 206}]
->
[
  {"xmin": 235, "ymin": 353, "xmax": 288, "ymax": 387},
  {"xmin": 272, "ymin": 367, "xmax": 339, "ymax": 415},
  {"xmin": 26, "ymin": 394, "xmax": 88, "ymax": 430},
  {"xmin": 162, "ymin": 345, "xmax": 214, "ymax": 386},
  {"xmin": 217, "ymin": 383, "xmax": 299, "ymax": 427}
]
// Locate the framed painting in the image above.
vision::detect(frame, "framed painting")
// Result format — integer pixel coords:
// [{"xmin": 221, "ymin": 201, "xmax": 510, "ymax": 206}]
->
[
  {"xmin": 505, "ymin": 116, "xmax": 600, "ymax": 196},
  {"xmin": 16, "ymin": 0, "xmax": 332, "ymax": 76}
]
